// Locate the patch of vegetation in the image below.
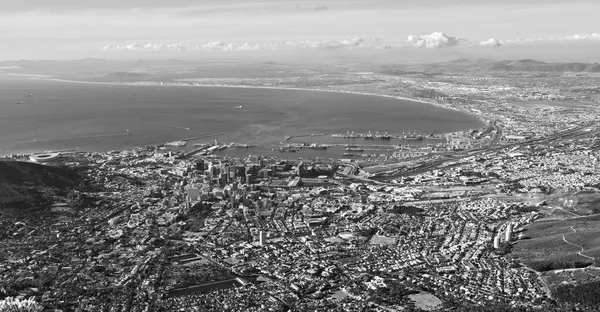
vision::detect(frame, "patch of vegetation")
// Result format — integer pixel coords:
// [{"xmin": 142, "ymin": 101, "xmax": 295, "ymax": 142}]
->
[
  {"xmin": 513, "ymin": 205, "xmax": 539, "ymax": 214},
  {"xmin": 525, "ymin": 259, "xmax": 592, "ymax": 272},
  {"xmin": 390, "ymin": 205, "xmax": 424, "ymax": 215},
  {"xmin": 0, "ymin": 161, "xmax": 81, "ymax": 212},
  {"xmin": 513, "ymin": 216, "xmax": 600, "ymax": 271},
  {"xmin": 368, "ymin": 279, "xmax": 417, "ymax": 306},
  {"xmin": 573, "ymin": 191, "xmax": 600, "ymax": 215},
  {"xmin": 553, "ymin": 280, "xmax": 600, "ymax": 307}
]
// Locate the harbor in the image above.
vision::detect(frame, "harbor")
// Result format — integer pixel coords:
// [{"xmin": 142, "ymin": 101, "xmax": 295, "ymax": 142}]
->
[{"xmin": 164, "ymin": 130, "xmax": 450, "ymax": 163}]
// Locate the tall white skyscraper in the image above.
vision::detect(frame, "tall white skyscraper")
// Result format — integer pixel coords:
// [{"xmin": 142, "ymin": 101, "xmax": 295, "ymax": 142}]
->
[
  {"xmin": 505, "ymin": 223, "xmax": 513, "ymax": 242},
  {"xmin": 259, "ymin": 231, "xmax": 267, "ymax": 246},
  {"xmin": 494, "ymin": 236, "xmax": 501, "ymax": 249}
]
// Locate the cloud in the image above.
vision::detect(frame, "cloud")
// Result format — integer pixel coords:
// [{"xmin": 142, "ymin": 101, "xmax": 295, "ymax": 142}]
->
[
  {"xmin": 406, "ymin": 32, "xmax": 468, "ymax": 48},
  {"xmin": 102, "ymin": 42, "xmax": 279, "ymax": 52},
  {"xmin": 504, "ymin": 33, "xmax": 600, "ymax": 45},
  {"xmin": 557, "ymin": 33, "xmax": 600, "ymax": 41},
  {"xmin": 102, "ymin": 43, "xmax": 188, "ymax": 52},
  {"xmin": 479, "ymin": 38, "xmax": 502, "ymax": 47},
  {"xmin": 197, "ymin": 42, "xmax": 277, "ymax": 52},
  {"xmin": 285, "ymin": 37, "xmax": 366, "ymax": 49},
  {"xmin": 102, "ymin": 37, "xmax": 387, "ymax": 52}
]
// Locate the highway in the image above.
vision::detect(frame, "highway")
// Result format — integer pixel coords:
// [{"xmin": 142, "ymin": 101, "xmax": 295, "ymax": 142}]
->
[{"xmin": 365, "ymin": 122, "xmax": 596, "ymax": 182}]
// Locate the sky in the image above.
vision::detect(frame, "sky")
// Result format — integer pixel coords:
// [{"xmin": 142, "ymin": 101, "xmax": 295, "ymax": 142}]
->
[{"xmin": 0, "ymin": 0, "xmax": 599, "ymax": 61}]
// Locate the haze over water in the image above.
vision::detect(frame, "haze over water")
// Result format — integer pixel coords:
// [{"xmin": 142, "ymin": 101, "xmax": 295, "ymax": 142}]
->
[{"xmin": 0, "ymin": 77, "xmax": 484, "ymax": 156}]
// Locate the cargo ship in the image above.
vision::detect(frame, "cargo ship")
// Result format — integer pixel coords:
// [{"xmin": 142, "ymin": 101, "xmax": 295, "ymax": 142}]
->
[
  {"xmin": 165, "ymin": 140, "xmax": 187, "ymax": 147},
  {"xmin": 364, "ymin": 131, "xmax": 391, "ymax": 140},
  {"xmin": 378, "ymin": 132, "xmax": 392, "ymax": 140},
  {"xmin": 308, "ymin": 143, "xmax": 328, "ymax": 150},
  {"xmin": 278, "ymin": 146, "xmax": 298, "ymax": 152},
  {"xmin": 332, "ymin": 131, "xmax": 360, "ymax": 138},
  {"xmin": 403, "ymin": 130, "xmax": 423, "ymax": 141}
]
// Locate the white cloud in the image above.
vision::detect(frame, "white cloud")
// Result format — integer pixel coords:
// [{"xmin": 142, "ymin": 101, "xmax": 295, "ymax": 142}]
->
[
  {"xmin": 102, "ymin": 37, "xmax": 387, "ymax": 52},
  {"xmin": 479, "ymin": 38, "xmax": 502, "ymax": 47},
  {"xmin": 504, "ymin": 33, "xmax": 600, "ymax": 45},
  {"xmin": 102, "ymin": 43, "xmax": 188, "ymax": 52},
  {"xmin": 196, "ymin": 42, "xmax": 277, "ymax": 51},
  {"xmin": 406, "ymin": 32, "xmax": 467, "ymax": 48},
  {"xmin": 102, "ymin": 42, "xmax": 279, "ymax": 52},
  {"xmin": 285, "ymin": 37, "xmax": 367, "ymax": 49},
  {"xmin": 558, "ymin": 33, "xmax": 600, "ymax": 41}
]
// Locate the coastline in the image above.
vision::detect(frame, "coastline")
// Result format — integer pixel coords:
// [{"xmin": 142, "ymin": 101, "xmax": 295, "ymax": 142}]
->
[
  {"xmin": 0, "ymin": 75, "xmax": 485, "ymax": 157},
  {"xmin": 34, "ymin": 76, "xmax": 480, "ymax": 118}
]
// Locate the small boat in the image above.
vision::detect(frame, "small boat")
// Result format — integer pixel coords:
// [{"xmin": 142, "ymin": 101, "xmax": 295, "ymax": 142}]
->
[
  {"xmin": 17, "ymin": 100, "xmax": 23, "ymax": 104},
  {"xmin": 26, "ymin": 94, "xmax": 33, "ymax": 98},
  {"xmin": 236, "ymin": 106, "xmax": 243, "ymax": 110}
]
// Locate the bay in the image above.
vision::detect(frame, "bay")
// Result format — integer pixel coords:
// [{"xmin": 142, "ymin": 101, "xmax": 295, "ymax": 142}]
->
[{"xmin": 0, "ymin": 77, "xmax": 484, "ymax": 157}]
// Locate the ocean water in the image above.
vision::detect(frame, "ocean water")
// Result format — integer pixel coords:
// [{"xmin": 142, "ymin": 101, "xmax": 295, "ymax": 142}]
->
[{"xmin": 0, "ymin": 77, "xmax": 484, "ymax": 157}]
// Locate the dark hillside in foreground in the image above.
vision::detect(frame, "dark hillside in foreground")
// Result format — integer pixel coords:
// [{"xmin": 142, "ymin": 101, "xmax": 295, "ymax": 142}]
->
[{"xmin": 0, "ymin": 160, "xmax": 80, "ymax": 210}]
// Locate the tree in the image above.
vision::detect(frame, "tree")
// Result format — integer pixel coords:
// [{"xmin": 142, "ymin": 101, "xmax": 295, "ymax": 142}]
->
[{"xmin": 0, "ymin": 297, "xmax": 43, "ymax": 312}]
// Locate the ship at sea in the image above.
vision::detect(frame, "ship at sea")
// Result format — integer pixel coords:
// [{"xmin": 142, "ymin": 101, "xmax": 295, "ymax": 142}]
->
[
  {"xmin": 364, "ymin": 131, "xmax": 391, "ymax": 140},
  {"xmin": 308, "ymin": 143, "xmax": 328, "ymax": 150},
  {"xmin": 278, "ymin": 145, "xmax": 299, "ymax": 152},
  {"xmin": 378, "ymin": 132, "xmax": 392, "ymax": 140},
  {"xmin": 403, "ymin": 130, "xmax": 423, "ymax": 141},
  {"xmin": 332, "ymin": 131, "xmax": 360, "ymax": 139},
  {"xmin": 164, "ymin": 140, "xmax": 187, "ymax": 147}
]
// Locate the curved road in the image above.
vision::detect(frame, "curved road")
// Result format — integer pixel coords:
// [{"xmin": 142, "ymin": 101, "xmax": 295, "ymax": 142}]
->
[{"xmin": 562, "ymin": 226, "xmax": 595, "ymax": 261}]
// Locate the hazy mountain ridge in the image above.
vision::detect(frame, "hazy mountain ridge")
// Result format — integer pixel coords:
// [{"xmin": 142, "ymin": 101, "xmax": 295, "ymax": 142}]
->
[
  {"xmin": 382, "ymin": 59, "xmax": 600, "ymax": 75},
  {"xmin": 3, "ymin": 58, "xmax": 600, "ymax": 80}
]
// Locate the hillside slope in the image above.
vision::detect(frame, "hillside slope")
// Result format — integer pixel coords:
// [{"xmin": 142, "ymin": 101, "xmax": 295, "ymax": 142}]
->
[{"xmin": 0, "ymin": 161, "xmax": 80, "ymax": 210}]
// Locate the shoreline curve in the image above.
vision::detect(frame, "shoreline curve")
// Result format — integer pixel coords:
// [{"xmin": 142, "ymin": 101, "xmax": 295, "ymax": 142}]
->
[{"xmin": 30, "ymin": 76, "xmax": 485, "ymax": 123}]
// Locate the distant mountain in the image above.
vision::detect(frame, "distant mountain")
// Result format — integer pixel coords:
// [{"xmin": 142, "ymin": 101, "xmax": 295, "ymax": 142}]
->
[
  {"xmin": 0, "ymin": 58, "xmax": 115, "ymax": 69},
  {"xmin": 381, "ymin": 59, "xmax": 600, "ymax": 75},
  {"xmin": 105, "ymin": 72, "xmax": 149, "ymax": 78},
  {"xmin": 484, "ymin": 60, "xmax": 600, "ymax": 73}
]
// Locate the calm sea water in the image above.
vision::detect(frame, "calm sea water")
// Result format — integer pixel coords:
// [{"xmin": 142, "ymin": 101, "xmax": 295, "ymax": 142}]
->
[{"xmin": 0, "ymin": 77, "xmax": 484, "ymax": 157}]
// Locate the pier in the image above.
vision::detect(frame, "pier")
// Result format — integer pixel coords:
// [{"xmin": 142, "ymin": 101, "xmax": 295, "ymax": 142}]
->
[{"xmin": 180, "ymin": 132, "xmax": 224, "ymax": 142}]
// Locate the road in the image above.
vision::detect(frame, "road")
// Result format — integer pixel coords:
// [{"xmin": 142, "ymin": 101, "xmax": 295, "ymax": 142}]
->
[
  {"xmin": 371, "ymin": 122, "xmax": 595, "ymax": 181},
  {"xmin": 489, "ymin": 120, "xmax": 502, "ymax": 146},
  {"xmin": 521, "ymin": 265, "xmax": 553, "ymax": 299},
  {"xmin": 562, "ymin": 226, "xmax": 596, "ymax": 261}
]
